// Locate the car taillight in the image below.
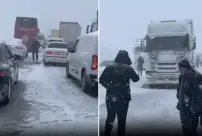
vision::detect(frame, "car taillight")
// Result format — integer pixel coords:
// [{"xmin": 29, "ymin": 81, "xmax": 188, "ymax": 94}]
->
[
  {"xmin": 16, "ymin": 46, "xmax": 23, "ymax": 49},
  {"xmin": 0, "ymin": 72, "xmax": 4, "ymax": 76},
  {"xmin": 91, "ymin": 55, "xmax": 98, "ymax": 70},
  {"xmin": 46, "ymin": 51, "xmax": 53, "ymax": 54}
]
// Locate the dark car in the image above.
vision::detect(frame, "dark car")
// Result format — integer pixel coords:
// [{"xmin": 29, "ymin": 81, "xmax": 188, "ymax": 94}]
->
[{"xmin": 0, "ymin": 43, "xmax": 20, "ymax": 105}]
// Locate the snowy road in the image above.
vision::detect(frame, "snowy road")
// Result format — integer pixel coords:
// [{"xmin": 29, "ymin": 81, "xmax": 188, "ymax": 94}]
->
[
  {"xmin": 0, "ymin": 53, "xmax": 98, "ymax": 135},
  {"xmin": 99, "ymin": 70, "xmax": 202, "ymax": 135}
]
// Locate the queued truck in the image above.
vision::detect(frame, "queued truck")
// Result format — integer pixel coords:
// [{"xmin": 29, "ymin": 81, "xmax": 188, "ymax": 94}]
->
[
  {"xmin": 142, "ymin": 19, "xmax": 196, "ymax": 87},
  {"xmin": 59, "ymin": 22, "xmax": 81, "ymax": 47}
]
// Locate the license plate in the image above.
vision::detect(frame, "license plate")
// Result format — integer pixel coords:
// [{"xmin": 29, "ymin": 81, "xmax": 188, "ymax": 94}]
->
[{"xmin": 55, "ymin": 52, "xmax": 64, "ymax": 55}]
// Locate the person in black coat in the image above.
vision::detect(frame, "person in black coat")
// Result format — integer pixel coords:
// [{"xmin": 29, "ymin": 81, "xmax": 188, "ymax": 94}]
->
[
  {"xmin": 99, "ymin": 50, "xmax": 140, "ymax": 136},
  {"xmin": 177, "ymin": 59, "xmax": 202, "ymax": 136},
  {"xmin": 30, "ymin": 38, "xmax": 40, "ymax": 61},
  {"xmin": 137, "ymin": 56, "xmax": 144, "ymax": 76}
]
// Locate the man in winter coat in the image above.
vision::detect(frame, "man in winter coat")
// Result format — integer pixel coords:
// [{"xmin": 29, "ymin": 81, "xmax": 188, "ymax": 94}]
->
[
  {"xmin": 177, "ymin": 59, "xmax": 202, "ymax": 136},
  {"xmin": 137, "ymin": 56, "xmax": 144, "ymax": 76},
  {"xmin": 30, "ymin": 38, "xmax": 40, "ymax": 62},
  {"xmin": 99, "ymin": 50, "xmax": 139, "ymax": 136}
]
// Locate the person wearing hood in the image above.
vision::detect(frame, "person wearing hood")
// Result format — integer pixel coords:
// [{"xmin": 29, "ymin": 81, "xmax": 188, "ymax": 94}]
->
[
  {"xmin": 137, "ymin": 55, "xmax": 144, "ymax": 76},
  {"xmin": 30, "ymin": 37, "xmax": 40, "ymax": 62},
  {"xmin": 177, "ymin": 59, "xmax": 202, "ymax": 136},
  {"xmin": 99, "ymin": 50, "xmax": 140, "ymax": 136}
]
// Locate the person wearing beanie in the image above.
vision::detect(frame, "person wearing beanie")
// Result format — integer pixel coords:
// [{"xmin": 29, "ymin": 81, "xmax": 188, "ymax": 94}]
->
[{"xmin": 177, "ymin": 58, "xmax": 202, "ymax": 136}]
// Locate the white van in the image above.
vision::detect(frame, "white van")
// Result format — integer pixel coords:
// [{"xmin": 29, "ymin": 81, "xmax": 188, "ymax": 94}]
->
[{"xmin": 66, "ymin": 31, "xmax": 98, "ymax": 93}]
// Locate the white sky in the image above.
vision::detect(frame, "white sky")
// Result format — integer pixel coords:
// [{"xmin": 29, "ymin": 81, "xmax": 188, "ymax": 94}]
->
[
  {"xmin": 100, "ymin": 0, "xmax": 202, "ymax": 61},
  {"xmin": 0, "ymin": 0, "xmax": 98, "ymax": 44}
]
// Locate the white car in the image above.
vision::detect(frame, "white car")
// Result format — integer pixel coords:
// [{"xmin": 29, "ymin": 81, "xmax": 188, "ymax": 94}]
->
[
  {"xmin": 43, "ymin": 42, "xmax": 68, "ymax": 65},
  {"xmin": 7, "ymin": 44, "xmax": 27, "ymax": 60},
  {"xmin": 65, "ymin": 31, "xmax": 98, "ymax": 93}
]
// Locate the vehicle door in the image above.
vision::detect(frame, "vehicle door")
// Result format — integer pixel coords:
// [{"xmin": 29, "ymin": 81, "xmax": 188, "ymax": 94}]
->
[
  {"xmin": 68, "ymin": 39, "xmax": 80, "ymax": 77},
  {"xmin": 6, "ymin": 45, "xmax": 18, "ymax": 80},
  {"xmin": 3, "ymin": 46, "xmax": 15, "ymax": 84}
]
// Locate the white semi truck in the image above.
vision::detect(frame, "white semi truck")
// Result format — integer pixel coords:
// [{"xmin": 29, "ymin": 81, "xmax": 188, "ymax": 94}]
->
[
  {"xmin": 144, "ymin": 19, "xmax": 196, "ymax": 87},
  {"xmin": 59, "ymin": 22, "xmax": 81, "ymax": 45}
]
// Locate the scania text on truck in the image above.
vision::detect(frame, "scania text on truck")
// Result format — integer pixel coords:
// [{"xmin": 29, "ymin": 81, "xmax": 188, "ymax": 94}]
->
[{"xmin": 144, "ymin": 19, "xmax": 196, "ymax": 87}]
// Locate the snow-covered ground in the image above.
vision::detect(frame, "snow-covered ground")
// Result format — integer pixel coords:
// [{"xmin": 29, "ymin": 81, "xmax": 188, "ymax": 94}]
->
[
  {"xmin": 0, "ymin": 53, "xmax": 98, "ymax": 135},
  {"xmin": 99, "ymin": 68, "xmax": 202, "ymax": 134}
]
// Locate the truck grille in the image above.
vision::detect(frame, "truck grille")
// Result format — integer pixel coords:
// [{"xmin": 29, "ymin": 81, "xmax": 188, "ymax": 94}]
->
[
  {"xmin": 157, "ymin": 67, "xmax": 177, "ymax": 70},
  {"xmin": 156, "ymin": 62, "xmax": 178, "ymax": 71},
  {"xmin": 158, "ymin": 63, "xmax": 176, "ymax": 66}
]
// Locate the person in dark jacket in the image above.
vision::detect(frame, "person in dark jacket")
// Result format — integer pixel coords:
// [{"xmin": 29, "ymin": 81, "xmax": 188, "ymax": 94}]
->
[
  {"xmin": 177, "ymin": 59, "xmax": 202, "ymax": 136},
  {"xmin": 196, "ymin": 56, "xmax": 200, "ymax": 68},
  {"xmin": 30, "ymin": 38, "xmax": 40, "ymax": 62},
  {"xmin": 99, "ymin": 50, "xmax": 140, "ymax": 136},
  {"xmin": 137, "ymin": 56, "xmax": 144, "ymax": 76}
]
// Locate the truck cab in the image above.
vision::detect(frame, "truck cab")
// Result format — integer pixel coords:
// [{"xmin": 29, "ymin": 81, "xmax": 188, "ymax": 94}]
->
[{"xmin": 144, "ymin": 19, "xmax": 196, "ymax": 87}]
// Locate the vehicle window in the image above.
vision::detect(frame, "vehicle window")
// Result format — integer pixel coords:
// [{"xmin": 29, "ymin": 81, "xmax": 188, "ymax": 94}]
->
[
  {"xmin": 37, "ymin": 36, "xmax": 44, "ymax": 40},
  {"xmin": 100, "ymin": 60, "xmax": 114, "ymax": 67},
  {"xmin": 72, "ymin": 39, "xmax": 80, "ymax": 51},
  {"xmin": 78, "ymin": 37, "xmax": 96, "ymax": 52},
  {"xmin": 16, "ymin": 17, "xmax": 37, "ymax": 28},
  {"xmin": 48, "ymin": 43, "xmax": 68, "ymax": 49}
]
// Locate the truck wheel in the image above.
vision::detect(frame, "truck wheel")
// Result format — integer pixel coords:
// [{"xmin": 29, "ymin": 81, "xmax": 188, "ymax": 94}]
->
[{"xmin": 1, "ymin": 79, "xmax": 11, "ymax": 105}]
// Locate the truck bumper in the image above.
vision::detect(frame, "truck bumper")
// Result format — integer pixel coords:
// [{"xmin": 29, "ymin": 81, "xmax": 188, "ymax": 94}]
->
[{"xmin": 145, "ymin": 75, "xmax": 179, "ymax": 85}]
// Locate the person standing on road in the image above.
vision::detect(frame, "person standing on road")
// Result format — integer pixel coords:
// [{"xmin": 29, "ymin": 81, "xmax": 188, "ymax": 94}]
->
[
  {"xmin": 99, "ymin": 50, "xmax": 140, "ymax": 136},
  {"xmin": 177, "ymin": 59, "xmax": 202, "ymax": 136},
  {"xmin": 30, "ymin": 37, "xmax": 40, "ymax": 62},
  {"xmin": 137, "ymin": 55, "xmax": 144, "ymax": 76},
  {"xmin": 196, "ymin": 56, "xmax": 200, "ymax": 68}
]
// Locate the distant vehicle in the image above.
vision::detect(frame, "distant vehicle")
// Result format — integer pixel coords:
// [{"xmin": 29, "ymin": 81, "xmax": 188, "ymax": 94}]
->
[
  {"xmin": 14, "ymin": 17, "xmax": 39, "ymax": 39},
  {"xmin": 0, "ymin": 44, "xmax": 20, "ymax": 105},
  {"xmin": 50, "ymin": 29, "xmax": 60, "ymax": 37},
  {"xmin": 37, "ymin": 33, "xmax": 47, "ymax": 48},
  {"xmin": 43, "ymin": 42, "xmax": 68, "ymax": 65},
  {"xmin": 99, "ymin": 60, "xmax": 114, "ymax": 76},
  {"xmin": 14, "ymin": 17, "xmax": 40, "ymax": 53},
  {"xmin": 59, "ymin": 22, "xmax": 81, "ymax": 45},
  {"xmin": 7, "ymin": 44, "xmax": 28, "ymax": 60},
  {"xmin": 66, "ymin": 31, "xmax": 98, "ymax": 93}
]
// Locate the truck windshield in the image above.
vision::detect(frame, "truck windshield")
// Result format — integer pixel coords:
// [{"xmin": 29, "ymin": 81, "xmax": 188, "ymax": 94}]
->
[{"xmin": 146, "ymin": 35, "xmax": 189, "ymax": 52}]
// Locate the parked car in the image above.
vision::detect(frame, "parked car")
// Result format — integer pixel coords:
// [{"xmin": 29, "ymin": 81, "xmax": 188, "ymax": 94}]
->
[
  {"xmin": 66, "ymin": 31, "xmax": 98, "ymax": 93},
  {"xmin": 43, "ymin": 42, "xmax": 69, "ymax": 65},
  {"xmin": 0, "ymin": 44, "xmax": 20, "ymax": 105},
  {"xmin": 7, "ymin": 44, "xmax": 28, "ymax": 60}
]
